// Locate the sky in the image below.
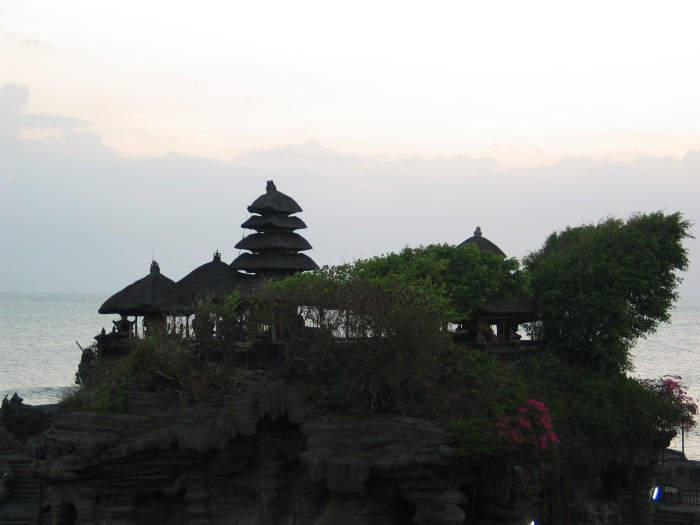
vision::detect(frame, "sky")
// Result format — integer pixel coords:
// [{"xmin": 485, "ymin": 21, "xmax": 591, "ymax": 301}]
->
[{"xmin": 1, "ymin": 1, "xmax": 699, "ymax": 302}]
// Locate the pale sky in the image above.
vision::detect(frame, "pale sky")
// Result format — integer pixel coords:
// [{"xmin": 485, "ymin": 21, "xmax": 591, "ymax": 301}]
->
[{"xmin": 1, "ymin": 1, "xmax": 699, "ymax": 301}]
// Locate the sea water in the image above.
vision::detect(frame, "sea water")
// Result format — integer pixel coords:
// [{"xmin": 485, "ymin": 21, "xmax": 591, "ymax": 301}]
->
[
  {"xmin": 1, "ymin": 293, "xmax": 699, "ymax": 458},
  {"xmin": 0, "ymin": 293, "xmax": 106, "ymax": 404},
  {"xmin": 630, "ymin": 303, "xmax": 700, "ymax": 459}
]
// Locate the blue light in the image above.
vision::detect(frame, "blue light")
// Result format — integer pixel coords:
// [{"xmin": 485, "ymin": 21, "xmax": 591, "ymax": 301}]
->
[{"xmin": 651, "ymin": 486, "xmax": 661, "ymax": 501}]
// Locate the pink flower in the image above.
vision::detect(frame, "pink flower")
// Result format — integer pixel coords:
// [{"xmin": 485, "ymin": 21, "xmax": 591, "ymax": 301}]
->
[
  {"xmin": 528, "ymin": 399, "xmax": 548, "ymax": 412},
  {"xmin": 517, "ymin": 417, "xmax": 532, "ymax": 429},
  {"xmin": 537, "ymin": 416, "xmax": 553, "ymax": 431}
]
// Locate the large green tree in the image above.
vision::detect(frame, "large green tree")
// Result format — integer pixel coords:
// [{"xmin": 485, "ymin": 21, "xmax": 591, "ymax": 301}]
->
[
  {"xmin": 524, "ymin": 212, "xmax": 692, "ymax": 372},
  {"xmin": 353, "ymin": 243, "xmax": 528, "ymax": 321}
]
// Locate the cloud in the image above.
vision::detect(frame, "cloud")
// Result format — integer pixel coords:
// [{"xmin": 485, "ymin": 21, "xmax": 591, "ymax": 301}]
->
[
  {"xmin": 0, "ymin": 82, "xmax": 29, "ymax": 115},
  {"xmin": 20, "ymin": 38, "xmax": 48, "ymax": 49},
  {"xmin": 0, "ymin": 84, "xmax": 698, "ymax": 303},
  {"xmin": 20, "ymin": 112, "xmax": 91, "ymax": 129},
  {"xmin": 0, "ymin": 83, "xmax": 90, "ymax": 129}
]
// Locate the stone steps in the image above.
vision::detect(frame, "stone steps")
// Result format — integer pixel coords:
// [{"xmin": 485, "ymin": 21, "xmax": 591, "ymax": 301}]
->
[
  {"xmin": 0, "ymin": 516, "xmax": 33, "ymax": 525},
  {"xmin": 0, "ymin": 442, "xmax": 19, "ymax": 456},
  {"xmin": 0, "ymin": 428, "xmax": 41, "ymax": 525},
  {"xmin": 653, "ymin": 508, "xmax": 696, "ymax": 525},
  {"xmin": 6, "ymin": 458, "xmax": 42, "ymax": 504}
]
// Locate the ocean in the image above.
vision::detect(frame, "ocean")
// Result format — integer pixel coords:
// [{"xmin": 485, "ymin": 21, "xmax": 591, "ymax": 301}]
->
[{"xmin": 1, "ymin": 292, "xmax": 699, "ymax": 458}]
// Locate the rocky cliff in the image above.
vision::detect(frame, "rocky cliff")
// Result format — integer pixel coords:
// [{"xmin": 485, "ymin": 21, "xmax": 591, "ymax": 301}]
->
[
  {"xmin": 26, "ymin": 381, "xmax": 472, "ymax": 525},
  {"xmin": 0, "ymin": 379, "xmax": 671, "ymax": 525}
]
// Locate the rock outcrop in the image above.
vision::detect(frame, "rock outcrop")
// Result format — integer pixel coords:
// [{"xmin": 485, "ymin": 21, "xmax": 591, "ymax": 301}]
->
[
  {"xmin": 4, "ymin": 382, "xmax": 678, "ymax": 524},
  {"xmin": 30, "ymin": 383, "xmax": 474, "ymax": 525}
]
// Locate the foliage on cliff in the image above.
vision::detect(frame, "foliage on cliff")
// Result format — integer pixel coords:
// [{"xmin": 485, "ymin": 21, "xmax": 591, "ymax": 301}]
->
[
  {"xmin": 62, "ymin": 336, "xmax": 248, "ymax": 412},
  {"xmin": 256, "ymin": 266, "xmax": 454, "ymax": 414},
  {"xmin": 351, "ymin": 243, "xmax": 528, "ymax": 320},
  {"xmin": 523, "ymin": 211, "xmax": 692, "ymax": 372}
]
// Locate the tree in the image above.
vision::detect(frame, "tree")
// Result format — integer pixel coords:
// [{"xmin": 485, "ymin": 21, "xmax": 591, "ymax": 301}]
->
[
  {"xmin": 353, "ymin": 243, "xmax": 528, "ymax": 321},
  {"xmin": 524, "ymin": 212, "xmax": 692, "ymax": 372},
  {"xmin": 252, "ymin": 246, "xmax": 528, "ymax": 415}
]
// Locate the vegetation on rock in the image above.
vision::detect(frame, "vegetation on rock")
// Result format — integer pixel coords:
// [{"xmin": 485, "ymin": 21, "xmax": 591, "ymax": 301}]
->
[
  {"xmin": 352, "ymin": 243, "xmax": 528, "ymax": 321},
  {"xmin": 57, "ymin": 210, "xmax": 698, "ymax": 524},
  {"xmin": 64, "ymin": 211, "xmax": 696, "ymax": 461},
  {"xmin": 523, "ymin": 211, "xmax": 692, "ymax": 372}
]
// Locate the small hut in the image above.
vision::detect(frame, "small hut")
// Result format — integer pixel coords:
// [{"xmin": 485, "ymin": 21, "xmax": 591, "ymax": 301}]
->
[
  {"xmin": 458, "ymin": 226, "xmax": 506, "ymax": 257},
  {"xmin": 98, "ymin": 260, "xmax": 193, "ymax": 338},
  {"xmin": 178, "ymin": 251, "xmax": 260, "ymax": 302},
  {"xmin": 231, "ymin": 180, "xmax": 319, "ymax": 276},
  {"xmin": 456, "ymin": 227, "xmax": 537, "ymax": 343}
]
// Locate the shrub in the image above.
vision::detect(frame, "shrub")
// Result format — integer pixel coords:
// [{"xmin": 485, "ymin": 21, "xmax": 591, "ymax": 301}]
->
[
  {"xmin": 256, "ymin": 268, "xmax": 454, "ymax": 415},
  {"xmin": 60, "ymin": 334, "xmax": 247, "ymax": 412}
]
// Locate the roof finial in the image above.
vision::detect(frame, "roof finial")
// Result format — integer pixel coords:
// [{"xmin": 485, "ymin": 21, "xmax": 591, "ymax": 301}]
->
[
  {"xmin": 150, "ymin": 260, "xmax": 160, "ymax": 274},
  {"xmin": 266, "ymin": 180, "xmax": 276, "ymax": 193},
  {"xmin": 213, "ymin": 250, "xmax": 221, "ymax": 261},
  {"xmin": 474, "ymin": 226, "xmax": 482, "ymax": 237}
]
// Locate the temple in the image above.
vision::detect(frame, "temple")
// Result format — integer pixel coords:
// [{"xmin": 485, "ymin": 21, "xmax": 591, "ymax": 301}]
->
[
  {"xmin": 231, "ymin": 180, "xmax": 319, "ymax": 276},
  {"xmin": 455, "ymin": 227, "xmax": 538, "ymax": 348},
  {"xmin": 95, "ymin": 186, "xmax": 538, "ymax": 356}
]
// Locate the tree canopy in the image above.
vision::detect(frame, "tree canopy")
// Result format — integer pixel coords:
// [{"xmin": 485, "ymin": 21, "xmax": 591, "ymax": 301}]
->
[
  {"xmin": 352, "ymin": 243, "xmax": 528, "ymax": 321},
  {"xmin": 524, "ymin": 211, "xmax": 692, "ymax": 372}
]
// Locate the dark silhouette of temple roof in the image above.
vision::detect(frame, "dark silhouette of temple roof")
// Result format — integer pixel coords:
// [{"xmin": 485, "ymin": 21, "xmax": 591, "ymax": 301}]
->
[
  {"xmin": 247, "ymin": 180, "xmax": 303, "ymax": 215},
  {"xmin": 458, "ymin": 227, "xmax": 506, "ymax": 257},
  {"xmin": 231, "ymin": 180, "xmax": 319, "ymax": 276},
  {"xmin": 99, "ymin": 260, "xmax": 193, "ymax": 316},
  {"xmin": 178, "ymin": 251, "xmax": 261, "ymax": 301},
  {"xmin": 235, "ymin": 232, "xmax": 312, "ymax": 252},
  {"xmin": 231, "ymin": 252, "xmax": 319, "ymax": 273},
  {"xmin": 241, "ymin": 214, "xmax": 307, "ymax": 232},
  {"xmin": 477, "ymin": 296, "xmax": 538, "ymax": 320}
]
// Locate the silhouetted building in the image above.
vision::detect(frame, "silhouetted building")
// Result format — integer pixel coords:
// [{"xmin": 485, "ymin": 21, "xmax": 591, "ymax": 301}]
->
[
  {"xmin": 456, "ymin": 227, "xmax": 537, "ymax": 344},
  {"xmin": 458, "ymin": 226, "xmax": 506, "ymax": 257},
  {"xmin": 231, "ymin": 180, "xmax": 319, "ymax": 276},
  {"xmin": 178, "ymin": 251, "xmax": 260, "ymax": 302}
]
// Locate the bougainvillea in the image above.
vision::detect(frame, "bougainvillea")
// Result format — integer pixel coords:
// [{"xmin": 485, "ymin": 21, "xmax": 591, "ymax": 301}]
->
[
  {"xmin": 495, "ymin": 399, "xmax": 559, "ymax": 453},
  {"xmin": 642, "ymin": 375, "xmax": 698, "ymax": 432}
]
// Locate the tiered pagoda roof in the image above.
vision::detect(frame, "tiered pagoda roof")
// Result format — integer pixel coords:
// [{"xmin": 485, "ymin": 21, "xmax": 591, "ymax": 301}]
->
[{"xmin": 231, "ymin": 180, "xmax": 318, "ymax": 276}]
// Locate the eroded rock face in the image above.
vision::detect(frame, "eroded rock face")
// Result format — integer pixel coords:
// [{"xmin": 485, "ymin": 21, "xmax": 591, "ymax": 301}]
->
[
  {"xmin": 31, "ymin": 383, "xmax": 474, "ymax": 525},
  {"xmin": 29, "ymin": 382, "xmax": 669, "ymax": 525}
]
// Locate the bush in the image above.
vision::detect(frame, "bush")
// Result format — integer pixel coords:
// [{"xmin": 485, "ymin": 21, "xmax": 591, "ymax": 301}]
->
[
  {"xmin": 526, "ymin": 353, "xmax": 697, "ymax": 445},
  {"xmin": 60, "ymin": 335, "xmax": 247, "ymax": 412},
  {"xmin": 256, "ymin": 268, "xmax": 454, "ymax": 415}
]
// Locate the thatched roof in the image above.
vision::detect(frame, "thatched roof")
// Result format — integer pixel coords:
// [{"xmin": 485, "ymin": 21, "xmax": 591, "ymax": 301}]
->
[
  {"xmin": 458, "ymin": 227, "xmax": 506, "ymax": 257},
  {"xmin": 230, "ymin": 252, "xmax": 319, "ymax": 274},
  {"xmin": 247, "ymin": 180, "xmax": 302, "ymax": 215},
  {"xmin": 476, "ymin": 296, "xmax": 538, "ymax": 322},
  {"xmin": 241, "ymin": 214, "xmax": 307, "ymax": 232},
  {"xmin": 99, "ymin": 261, "xmax": 193, "ymax": 316},
  {"xmin": 235, "ymin": 232, "xmax": 312, "ymax": 253},
  {"xmin": 177, "ymin": 251, "xmax": 262, "ymax": 301}
]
